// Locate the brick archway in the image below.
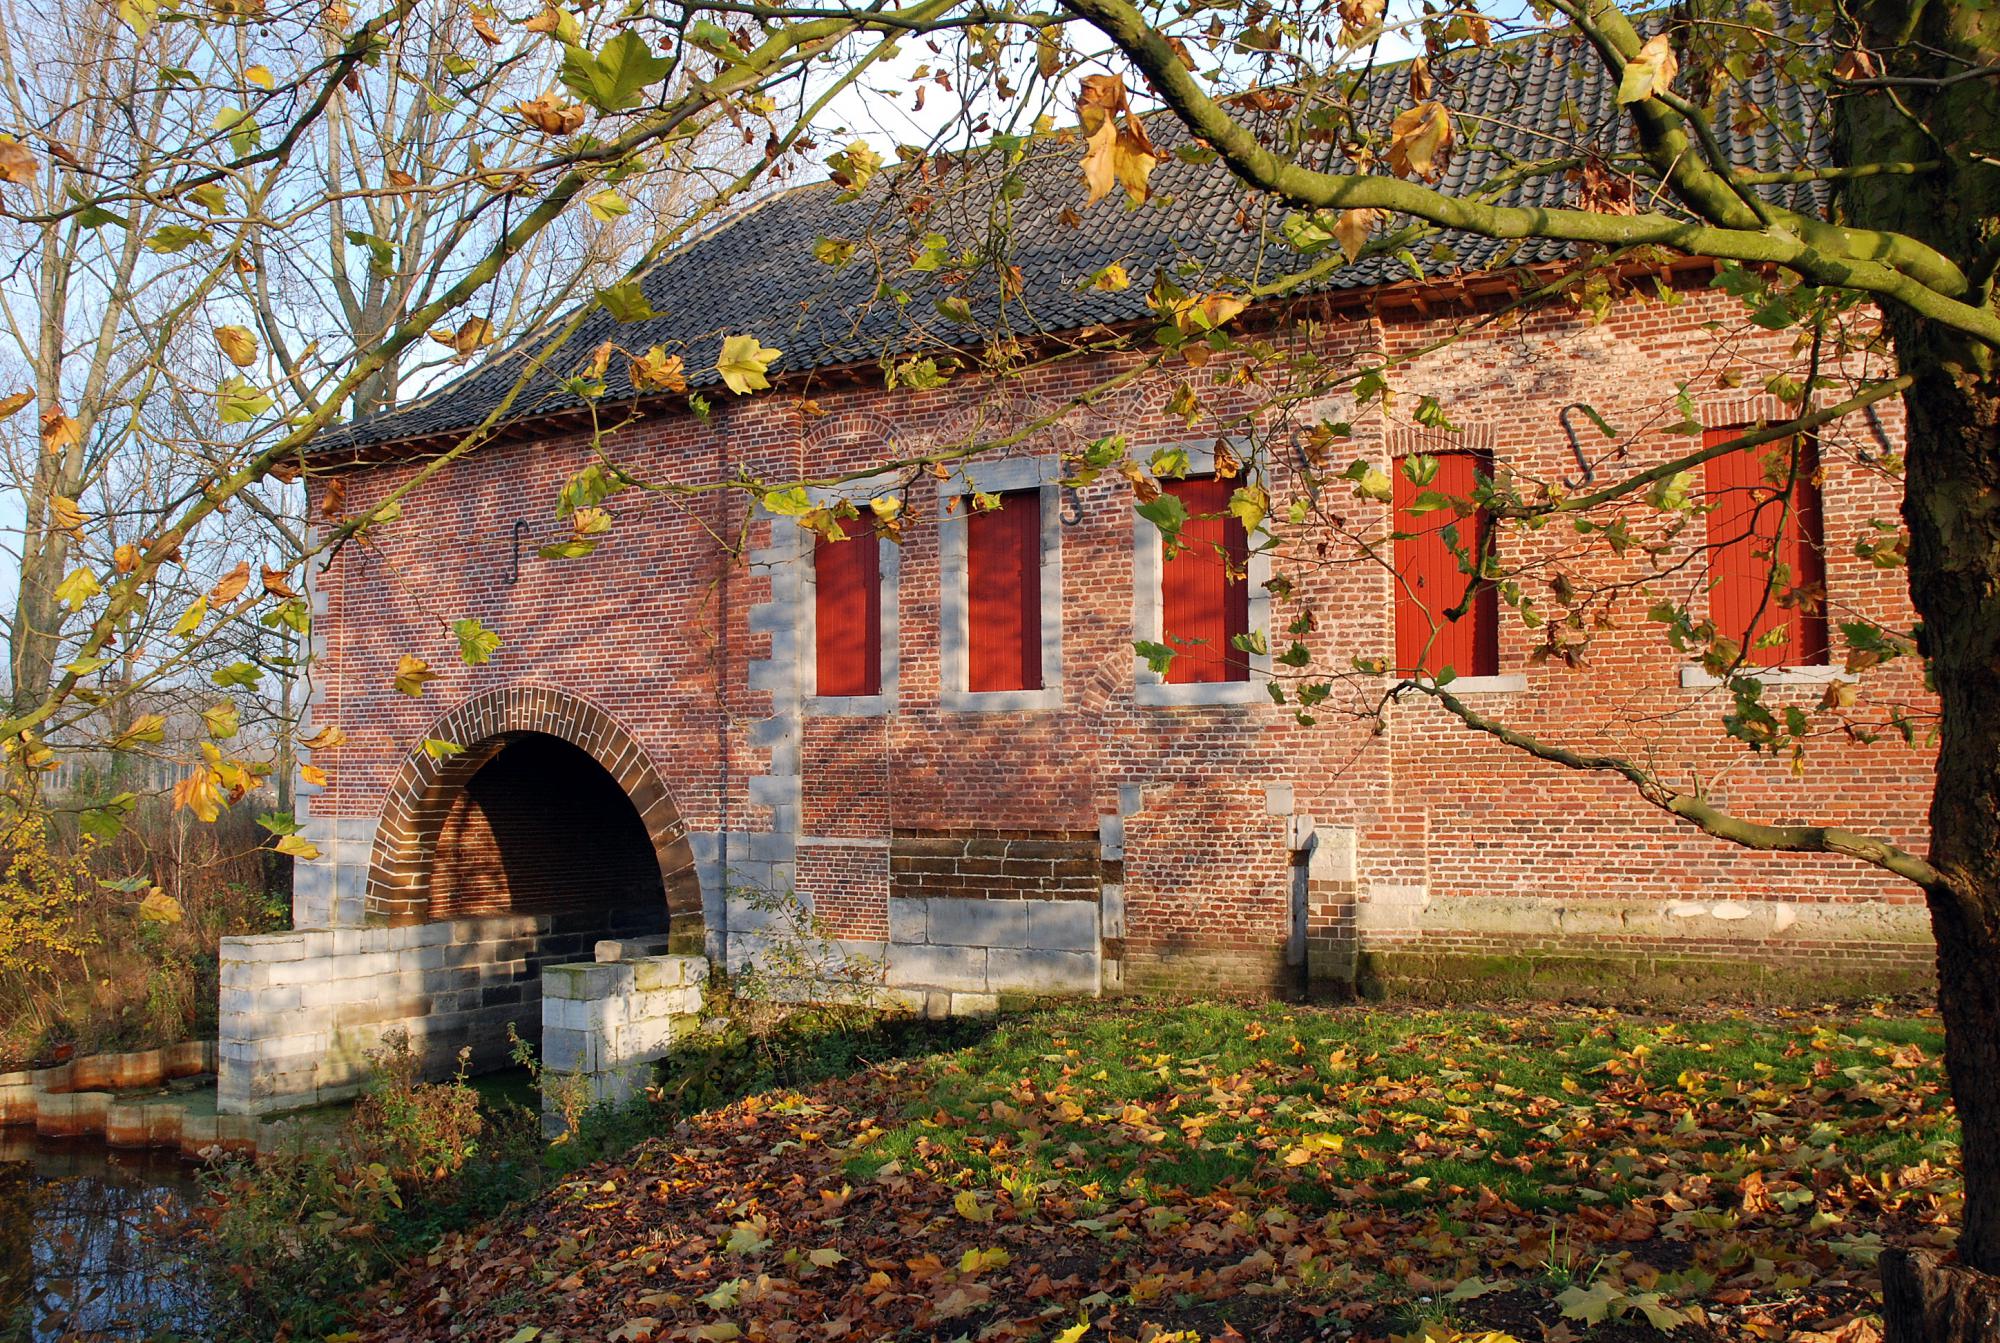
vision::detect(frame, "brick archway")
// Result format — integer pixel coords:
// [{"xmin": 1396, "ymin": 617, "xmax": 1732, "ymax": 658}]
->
[{"xmin": 365, "ymin": 685, "xmax": 701, "ymax": 942}]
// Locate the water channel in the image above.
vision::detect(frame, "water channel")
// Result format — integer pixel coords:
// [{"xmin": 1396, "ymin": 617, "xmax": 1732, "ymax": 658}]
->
[{"xmin": 0, "ymin": 1129, "xmax": 214, "ymax": 1341}]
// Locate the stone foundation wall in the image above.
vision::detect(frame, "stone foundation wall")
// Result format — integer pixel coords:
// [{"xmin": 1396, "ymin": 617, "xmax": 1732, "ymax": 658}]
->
[{"xmin": 217, "ymin": 906, "xmax": 664, "ymax": 1116}]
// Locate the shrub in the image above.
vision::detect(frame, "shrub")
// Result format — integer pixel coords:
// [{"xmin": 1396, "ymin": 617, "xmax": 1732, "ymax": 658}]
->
[
  {"xmin": 0, "ymin": 793, "xmax": 98, "ymax": 986},
  {"xmin": 350, "ymin": 1030, "xmax": 484, "ymax": 1184}
]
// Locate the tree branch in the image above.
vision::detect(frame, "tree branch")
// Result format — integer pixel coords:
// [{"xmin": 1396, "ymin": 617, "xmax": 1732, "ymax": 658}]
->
[{"xmin": 1413, "ymin": 682, "xmax": 1943, "ymax": 889}]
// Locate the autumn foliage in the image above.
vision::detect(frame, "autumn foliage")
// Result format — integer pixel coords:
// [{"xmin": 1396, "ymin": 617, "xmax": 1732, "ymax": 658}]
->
[{"xmin": 353, "ymin": 1002, "xmax": 1953, "ymax": 1343}]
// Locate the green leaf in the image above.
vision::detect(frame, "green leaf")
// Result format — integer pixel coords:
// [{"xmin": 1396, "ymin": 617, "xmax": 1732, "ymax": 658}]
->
[
  {"xmin": 1134, "ymin": 640, "xmax": 1175, "ymax": 675},
  {"xmin": 597, "ymin": 281, "xmax": 657, "ymax": 323},
  {"xmin": 213, "ymin": 106, "xmax": 261, "ymax": 155},
  {"xmin": 559, "ymin": 32, "xmax": 673, "ymax": 113},
  {"xmin": 211, "ymin": 661, "xmax": 264, "ymax": 690},
  {"xmin": 81, "ymin": 794, "xmax": 137, "ymax": 841},
  {"xmin": 1136, "ymin": 491, "xmax": 1188, "ymax": 544},
  {"xmin": 1227, "ymin": 484, "xmax": 1268, "ymax": 534},
  {"xmin": 1342, "ymin": 460, "xmax": 1394, "ymax": 503},
  {"xmin": 585, "ymin": 189, "xmax": 629, "ymax": 222},
  {"xmin": 812, "ymin": 236, "xmax": 857, "ymax": 267},
  {"xmin": 202, "ymin": 701, "xmax": 240, "ymax": 739},
  {"xmin": 146, "ymin": 224, "xmax": 213, "ymax": 254},
  {"xmin": 217, "ymin": 376, "xmax": 274, "ymax": 424},
  {"xmin": 256, "ymin": 811, "xmax": 302, "ymax": 836},
  {"xmin": 344, "ymin": 229, "xmax": 395, "ymax": 278},
  {"xmin": 1556, "ymin": 1280, "xmax": 1621, "ymax": 1325},
  {"xmin": 761, "ymin": 485, "xmax": 813, "ymax": 517},
  {"xmin": 452, "ymin": 617, "xmax": 503, "ymax": 665},
  {"xmin": 420, "ymin": 737, "xmax": 465, "ymax": 760}
]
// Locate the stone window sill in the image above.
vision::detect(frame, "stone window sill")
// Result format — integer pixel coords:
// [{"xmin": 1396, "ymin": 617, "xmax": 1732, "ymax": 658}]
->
[
  {"xmin": 941, "ymin": 687, "xmax": 1063, "ymax": 713},
  {"xmin": 1135, "ymin": 678, "xmax": 1265, "ymax": 707},
  {"xmin": 1680, "ymin": 664, "xmax": 1854, "ymax": 689},
  {"xmin": 805, "ymin": 693, "xmax": 893, "ymax": 718}
]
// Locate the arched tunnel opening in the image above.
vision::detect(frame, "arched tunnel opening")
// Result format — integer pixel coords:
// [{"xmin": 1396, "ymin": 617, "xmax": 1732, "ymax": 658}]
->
[
  {"xmin": 430, "ymin": 734, "xmax": 667, "ymax": 920},
  {"xmin": 423, "ymin": 733, "xmax": 673, "ymax": 1069}
]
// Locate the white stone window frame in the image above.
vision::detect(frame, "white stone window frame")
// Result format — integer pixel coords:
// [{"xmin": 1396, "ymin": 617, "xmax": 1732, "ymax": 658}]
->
[
  {"xmin": 1132, "ymin": 443, "xmax": 1274, "ymax": 708},
  {"xmin": 939, "ymin": 456, "xmax": 1064, "ymax": 713},
  {"xmin": 797, "ymin": 482, "xmax": 902, "ymax": 718}
]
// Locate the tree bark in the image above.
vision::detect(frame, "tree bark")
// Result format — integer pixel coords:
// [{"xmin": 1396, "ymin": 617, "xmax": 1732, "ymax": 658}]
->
[
  {"xmin": 1881, "ymin": 1248, "xmax": 2000, "ymax": 1343},
  {"xmin": 1841, "ymin": 0, "xmax": 2000, "ymax": 1301},
  {"xmin": 1895, "ymin": 350, "xmax": 2000, "ymax": 1280}
]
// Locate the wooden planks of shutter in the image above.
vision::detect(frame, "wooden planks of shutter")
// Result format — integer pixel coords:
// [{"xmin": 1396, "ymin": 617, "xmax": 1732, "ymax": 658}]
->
[
  {"xmin": 813, "ymin": 514, "xmax": 881, "ymax": 696},
  {"xmin": 1161, "ymin": 476, "xmax": 1251, "ymax": 683},
  {"xmin": 966, "ymin": 490, "xmax": 1043, "ymax": 692},
  {"xmin": 1702, "ymin": 429, "xmax": 1828, "ymax": 667},
  {"xmin": 1392, "ymin": 451, "xmax": 1498, "ymax": 678}
]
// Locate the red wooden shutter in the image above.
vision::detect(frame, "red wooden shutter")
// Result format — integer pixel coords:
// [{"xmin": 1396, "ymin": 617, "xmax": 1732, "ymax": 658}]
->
[
  {"xmin": 966, "ymin": 490, "xmax": 1042, "ymax": 692},
  {"xmin": 814, "ymin": 515, "xmax": 880, "ymax": 696},
  {"xmin": 1161, "ymin": 476, "xmax": 1250, "ymax": 683},
  {"xmin": 1393, "ymin": 452, "xmax": 1498, "ymax": 678},
  {"xmin": 1703, "ymin": 429, "xmax": 1828, "ymax": 667}
]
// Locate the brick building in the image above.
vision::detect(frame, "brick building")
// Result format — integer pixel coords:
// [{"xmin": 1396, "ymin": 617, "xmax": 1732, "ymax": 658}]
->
[{"xmin": 216, "ymin": 23, "xmax": 1937, "ymax": 1113}]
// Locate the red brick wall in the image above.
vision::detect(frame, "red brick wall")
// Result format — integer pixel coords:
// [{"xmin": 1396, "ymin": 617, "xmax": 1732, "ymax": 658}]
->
[{"xmin": 305, "ymin": 280, "xmax": 1935, "ymax": 990}]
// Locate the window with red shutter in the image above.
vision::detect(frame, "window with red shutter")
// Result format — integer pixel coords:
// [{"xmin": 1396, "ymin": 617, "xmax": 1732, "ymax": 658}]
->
[
  {"xmin": 965, "ymin": 490, "xmax": 1043, "ymax": 693},
  {"xmin": 1702, "ymin": 429, "xmax": 1828, "ymax": 667},
  {"xmin": 1392, "ymin": 451, "xmax": 1498, "ymax": 678},
  {"xmin": 1160, "ymin": 476, "xmax": 1250, "ymax": 683},
  {"xmin": 813, "ymin": 514, "xmax": 881, "ymax": 697}
]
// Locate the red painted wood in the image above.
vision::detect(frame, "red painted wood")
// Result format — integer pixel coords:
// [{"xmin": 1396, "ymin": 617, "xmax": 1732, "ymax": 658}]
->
[
  {"xmin": 1393, "ymin": 451, "xmax": 1498, "ymax": 678},
  {"xmin": 967, "ymin": 490, "xmax": 1042, "ymax": 692},
  {"xmin": 1703, "ymin": 429, "xmax": 1828, "ymax": 667},
  {"xmin": 1161, "ymin": 476, "xmax": 1251, "ymax": 683},
  {"xmin": 814, "ymin": 514, "xmax": 880, "ymax": 696}
]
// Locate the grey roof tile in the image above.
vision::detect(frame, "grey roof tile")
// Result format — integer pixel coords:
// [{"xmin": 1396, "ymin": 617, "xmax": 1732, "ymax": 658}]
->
[{"xmin": 334, "ymin": 11, "xmax": 1827, "ymax": 450}]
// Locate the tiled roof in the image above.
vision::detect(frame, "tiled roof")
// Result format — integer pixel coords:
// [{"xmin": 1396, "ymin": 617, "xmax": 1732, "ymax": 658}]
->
[{"xmin": 334, "ymin": 13, "xmax": 1827, "ymax": 450}]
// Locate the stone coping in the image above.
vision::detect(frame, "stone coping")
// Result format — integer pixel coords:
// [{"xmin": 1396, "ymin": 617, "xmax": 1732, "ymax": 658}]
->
[{"xmin": 0, "ymin": 1040, "xmax": 268, "ymax": 1158}]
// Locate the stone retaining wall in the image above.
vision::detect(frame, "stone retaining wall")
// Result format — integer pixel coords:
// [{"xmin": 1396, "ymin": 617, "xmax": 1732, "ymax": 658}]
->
[{"xmin": 218, "ymin": 906, "xmax": 663, "ymax": 1115}]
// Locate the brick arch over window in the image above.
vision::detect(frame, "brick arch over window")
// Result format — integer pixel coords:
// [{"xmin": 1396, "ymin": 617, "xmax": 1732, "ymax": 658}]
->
[{"xmin": 365, "ymin": 685, "xmax": 701, "ymax": 938}]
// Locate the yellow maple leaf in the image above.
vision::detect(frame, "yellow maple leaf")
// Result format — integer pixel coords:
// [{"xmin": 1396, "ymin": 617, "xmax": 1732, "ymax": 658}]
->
[
  {"xmin": 214, "ymin": 325, "xmax": 258, "ymax": 367},
  {"xmin": 1077, "ymin": 74, "xmax": 1156, "ymax": 207},
  {"xmin": 274, "ymin": 833, "xmax": 320, "ymax": 860},
  {"xmin": 297, "ymin": 724, "xmax": 347, "ymax": 751},
  {"xmin": 54, "ymin": 568, "xmax": 101, "ymax": 612},
  {"xmin": 393, "ymin": 653, "xmax": 438, "ymax": 696},
  {"xmin": 1334, "ymin": 207, "xmax": 1382, "ymax": 263},
  {"xmin": 716, "ymin": 334, "xmax": 781, "ymax": 394},
  {"xmin": 172, "ymin": 769, "xmax": 224, "ymax": 823},
  {"xmin": 1388, "ymin": 101, "xmax": 1453, "ymax": 180},
  {"xmin": 138, "ymin": 888, "xmax": 185, "ymax": 924},
  {"xmin": 627, "ymin": 346, "xmax": 688, "ymax": 393}
]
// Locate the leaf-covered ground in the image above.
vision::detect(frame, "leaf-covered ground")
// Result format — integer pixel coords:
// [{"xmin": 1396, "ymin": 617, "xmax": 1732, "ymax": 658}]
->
[{"xmin": 355, "ymin": 1001, "xmax": 1957, "ymax": 1343}]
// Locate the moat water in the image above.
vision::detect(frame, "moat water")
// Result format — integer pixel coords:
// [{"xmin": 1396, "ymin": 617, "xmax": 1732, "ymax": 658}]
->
[{"xmin": 0, "ymin": 1130, "xmax": 214, "ymax": 1341}]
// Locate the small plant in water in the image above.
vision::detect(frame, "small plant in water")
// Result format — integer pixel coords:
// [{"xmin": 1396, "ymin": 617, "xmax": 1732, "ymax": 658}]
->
[{"xmin": 508, "ymin": 1021, "xmax": 591, "ymax": 1143}]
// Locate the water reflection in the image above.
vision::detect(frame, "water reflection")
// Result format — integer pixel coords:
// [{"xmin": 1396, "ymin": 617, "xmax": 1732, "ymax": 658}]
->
[{"xmin": 0, "ymin": 1131, "xmax": 213, "ymax": 1341}]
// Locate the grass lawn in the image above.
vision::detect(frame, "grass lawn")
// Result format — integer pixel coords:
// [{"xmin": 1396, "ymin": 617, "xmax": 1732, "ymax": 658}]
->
[{"xmin": 355, "ymin": 999, "xmax": 1956, "ymax": 1343}]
